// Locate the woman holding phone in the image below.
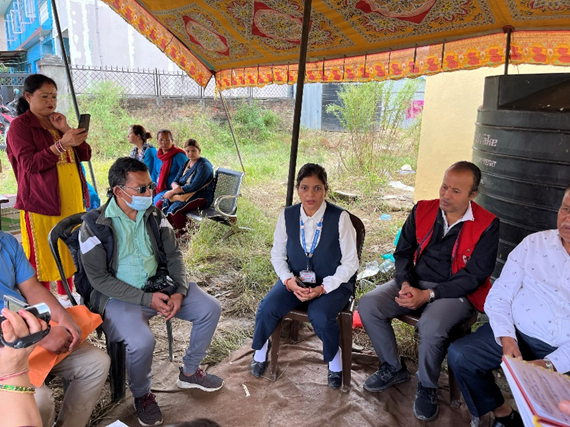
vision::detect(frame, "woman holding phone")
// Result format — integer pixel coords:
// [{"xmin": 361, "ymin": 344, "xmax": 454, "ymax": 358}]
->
[{"xmin": 6, "ymin": 73, "xmax": 92, "ymax": 306}]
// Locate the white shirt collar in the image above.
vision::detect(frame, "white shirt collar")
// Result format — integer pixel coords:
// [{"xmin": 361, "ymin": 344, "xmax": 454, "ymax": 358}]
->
[
  {"xmin": 300, "ymin": 200, "xmax": 327, "ymax": 222},
  {"xmin": 441, "ymin": 201, "xmax": 474, "ymax": 236}
]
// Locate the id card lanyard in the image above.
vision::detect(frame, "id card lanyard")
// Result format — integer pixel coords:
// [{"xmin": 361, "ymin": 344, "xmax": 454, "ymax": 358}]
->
[{"xmin": 300, "ymin": 216, "xmax": 324, "ymax": 270}]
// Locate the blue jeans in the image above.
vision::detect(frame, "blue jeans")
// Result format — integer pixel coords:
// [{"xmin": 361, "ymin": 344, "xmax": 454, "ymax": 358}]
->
[
  {"xmin": 448, "ymin": 322, "xmax": 559, "ymax": 417},
  {"xmin": 252, "ymin": 281, "xmax": 352, "ymax": 362}
]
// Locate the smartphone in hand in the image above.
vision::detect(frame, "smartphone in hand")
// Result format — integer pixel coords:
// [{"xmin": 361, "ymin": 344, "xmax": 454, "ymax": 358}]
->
[
  {"xmin": 78, "ymin": 114, "xmax": 90, "ymax": 134},
  {"xmin": 295, "ymin": 277, "xmax": 309, "ymax": 289}
]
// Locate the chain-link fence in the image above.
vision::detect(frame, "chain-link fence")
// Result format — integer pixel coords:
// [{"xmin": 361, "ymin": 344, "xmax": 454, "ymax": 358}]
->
[{"xmin": 70, "ymin": 65, "xmax": 293, "ymax": 99}]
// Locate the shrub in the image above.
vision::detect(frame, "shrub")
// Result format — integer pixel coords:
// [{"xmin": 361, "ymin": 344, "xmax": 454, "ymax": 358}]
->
[
  {"xmin": 74, "ymin": 81, "xmax": 134, "ymax": 158},
  {"xmin": 326, "ymin": 80, "xmax": 423, "ymax": 186}
]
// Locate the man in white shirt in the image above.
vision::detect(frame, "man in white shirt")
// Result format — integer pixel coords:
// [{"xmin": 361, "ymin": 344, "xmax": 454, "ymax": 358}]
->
[{"xmin": 448, "ymin": 183, "xmax": 570, "ymax": 427}]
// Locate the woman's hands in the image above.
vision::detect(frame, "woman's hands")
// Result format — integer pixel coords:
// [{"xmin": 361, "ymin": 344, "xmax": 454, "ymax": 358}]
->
[
  {"xmin": 0, "ymin": 308, "xmax": 48, "ymax": 375},
  {"xmin": 49, "ymin": 112, "xmax": 71, "ymax": 133},
  {"xmin": 49, "ymin": 112, "xmax": 88, "ymax": 150},
  {"xmin": 284, "ymin": 278, "xmax": 324, "ymax": 302}
]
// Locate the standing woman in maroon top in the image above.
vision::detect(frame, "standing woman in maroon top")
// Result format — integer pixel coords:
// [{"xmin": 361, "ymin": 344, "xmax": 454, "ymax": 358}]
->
[{"xmin": 6, "ymin": 74, "xmax": 91, "ymax": 305}]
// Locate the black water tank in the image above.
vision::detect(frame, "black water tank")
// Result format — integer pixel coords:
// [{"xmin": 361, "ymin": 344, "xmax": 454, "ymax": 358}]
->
[{"xmin": 473, "ymin": 74, "xmax": 570, "ymax": 279}]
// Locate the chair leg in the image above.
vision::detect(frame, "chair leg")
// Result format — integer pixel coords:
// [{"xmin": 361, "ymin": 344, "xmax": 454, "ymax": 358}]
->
[
  {"xmin": 108, "ymin": 341, "xmax": 126, "ymax": 403},
  {"xmin": 339, "ymin": 312, "xmax": 353, "ymax": 392},
  {"xmin": 290, "ymin": 319, "xmax": 300, "ymax": 342},
  {"xmin": 269, "ymin": 320, "xmax": 283, "ymax": 381},
  {"xmin": 166, "ymin": 319, "xmax": 174, "ymax": 362}
]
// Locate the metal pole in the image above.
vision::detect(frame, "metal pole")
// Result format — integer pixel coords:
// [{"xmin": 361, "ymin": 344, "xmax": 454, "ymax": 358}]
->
[
  {"xmin": 219, "ymin": 91, "xmax": 246, "ymax": 174},
  {"xmin": 285, "ymin": 0, "xmax": 312, "ymax": 206},
  {"xmin": 504, "ymin": 27, "xmax": 513, "ymax": 76},
  {"xmin": 51, "ymin": 0, "xmax": 98, "ymax": 194}
]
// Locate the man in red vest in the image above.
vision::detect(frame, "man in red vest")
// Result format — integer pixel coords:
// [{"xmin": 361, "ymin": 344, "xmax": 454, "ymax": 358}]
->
[{"xmin": 359, "ymin": 161, "xmax": 499, "ymax": 421}]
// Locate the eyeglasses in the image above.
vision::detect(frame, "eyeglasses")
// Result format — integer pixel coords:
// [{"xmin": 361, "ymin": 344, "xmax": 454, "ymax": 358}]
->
[{"xmin": 120, "ymin": 182, "xmax": 156, "ymax": 194}]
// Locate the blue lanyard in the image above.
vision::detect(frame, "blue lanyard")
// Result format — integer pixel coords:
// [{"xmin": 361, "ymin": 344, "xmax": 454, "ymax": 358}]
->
[{"xmin": 300, "ymin": 216, "xmax": 324, "ymax": 260}]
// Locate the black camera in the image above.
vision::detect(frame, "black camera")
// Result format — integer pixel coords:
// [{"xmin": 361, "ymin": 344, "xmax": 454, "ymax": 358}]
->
[
  {"xmin": 0, "ymin": 295, "xmax": 51, "ymax": 348},
  {"xmin": 142, "ymin": 265, "xmax": 177, "ymax": 296}
]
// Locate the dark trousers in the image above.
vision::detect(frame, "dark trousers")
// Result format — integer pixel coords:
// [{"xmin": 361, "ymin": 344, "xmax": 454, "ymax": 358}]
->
[
  {"xmin": 447, "ymin": 322, "xmax": 558, "ymax": 417},
  {"xmin": 252, "ymin": 280, "xmax": 352, "ymax": 362},
  {"xmin": 359, "ymin": 279, "xmax": 475, "ymax": 388}
]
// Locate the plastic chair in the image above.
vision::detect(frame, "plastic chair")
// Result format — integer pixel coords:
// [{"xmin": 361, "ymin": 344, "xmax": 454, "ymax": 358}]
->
[
  {"xmin": 395, "ymin": 312, "xmax": 478, "ymax": 407},
  {"xmin": 48, "ymin": 212, "xmax": 174, "ymax": 402},
  {"xmin": 268, "ymin": 212, "xmax": 365, "ymax": 392}
]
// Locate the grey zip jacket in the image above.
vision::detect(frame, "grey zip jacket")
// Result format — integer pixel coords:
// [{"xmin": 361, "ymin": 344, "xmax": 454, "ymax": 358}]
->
[{"xmin": 79, "ymin": 198, "xmax": 188, "ymax": 315}]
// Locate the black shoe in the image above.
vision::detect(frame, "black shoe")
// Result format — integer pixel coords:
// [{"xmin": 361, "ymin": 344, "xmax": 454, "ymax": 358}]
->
[
  {"xmin": 492, "ymin": 409, "xmax": 524, "ymax": 427},
  {"xmin": 413, "ymin": 381, "xmax": 439, "ymax": 421},
  {"xmin": 328, "ymin": 369, "xmax": 342, "ymax": 390},
  {"xmin": 250, "ymin": 340, "xmax": 271, "ymax": 378},
  {"xmin": 133, "ymin": 393, "xmax": 163, "ymax": 426},
  {"xmin": 363, "ymin": 360, "xmax": 410, "ymax": 392}
]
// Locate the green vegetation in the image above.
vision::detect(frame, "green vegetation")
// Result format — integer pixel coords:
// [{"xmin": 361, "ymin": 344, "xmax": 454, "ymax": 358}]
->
[
  {"xmin": 0, "ymin": 81, "xmax": 421, "ymax": 371},
  {"xmin": 326, "ymin": 80, "xmax": 423, "ymax": 193}
]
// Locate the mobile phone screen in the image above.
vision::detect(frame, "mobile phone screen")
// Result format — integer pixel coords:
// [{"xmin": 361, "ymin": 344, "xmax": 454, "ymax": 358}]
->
[{"xmin": 78, "ymin": 114, "xmax": 90, "ymax": 134}]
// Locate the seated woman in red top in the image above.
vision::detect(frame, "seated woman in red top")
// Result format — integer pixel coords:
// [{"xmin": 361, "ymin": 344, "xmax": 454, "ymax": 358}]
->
[
  {"xmin": 153, "ymin": 129, "xmax": 188, "ymax": 206},
  {"xmin": 6, "ymin": 73, "xmax": 91, "ymax": 305}
]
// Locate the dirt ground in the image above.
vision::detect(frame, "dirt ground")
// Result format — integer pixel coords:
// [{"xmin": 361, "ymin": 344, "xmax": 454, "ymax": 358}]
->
[{"xmin": 51, "ymin": 176, "xmax": 515, "ymax": 426}]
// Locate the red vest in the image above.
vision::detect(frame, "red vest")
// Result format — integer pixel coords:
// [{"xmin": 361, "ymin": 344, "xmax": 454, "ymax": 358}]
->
[{"xmin": 414, "ymin": 199, "xmax": 496, "ymax": 312}]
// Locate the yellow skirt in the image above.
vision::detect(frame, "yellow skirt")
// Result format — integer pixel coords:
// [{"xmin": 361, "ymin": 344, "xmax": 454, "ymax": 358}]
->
[{"xmin": 20, "ymin": 154, "xmax": 85, "ymax": 282}]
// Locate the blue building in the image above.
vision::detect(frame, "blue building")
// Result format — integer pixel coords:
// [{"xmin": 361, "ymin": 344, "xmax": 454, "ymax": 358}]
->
[{"xmin": 2, "ymin": 0, "xmax": 69, "ymax": 73}]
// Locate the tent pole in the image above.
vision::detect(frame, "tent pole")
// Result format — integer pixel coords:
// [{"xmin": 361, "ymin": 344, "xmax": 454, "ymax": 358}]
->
[
  {"xmin": 219, "ymin": 90, "xmax": 246, "ymax": 174},
  {"xmin": 285, "ymin": 0, "xmax": 312, "ymax": 207},
  {"xmin": 51, "ymin": 0, "xmax": 98, "ymax": 194},
  {"xmin": 504, "ymin": 27, "xmax": 513, "ymax": 76}
]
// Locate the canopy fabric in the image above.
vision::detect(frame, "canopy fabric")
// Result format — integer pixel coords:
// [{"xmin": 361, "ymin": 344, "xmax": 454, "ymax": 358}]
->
[{"xmin": 103, "ymin": 0, "xmax": 570, "ymax": 89}]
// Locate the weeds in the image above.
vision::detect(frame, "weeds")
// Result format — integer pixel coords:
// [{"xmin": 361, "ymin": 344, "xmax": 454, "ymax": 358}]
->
[
  {"xmin": 326, "ymin": 80, "xmax": 423, "ymax": 189},
  {"xmin": 74, "ymin": 81, "xmax": 133, "ymax": 158}
]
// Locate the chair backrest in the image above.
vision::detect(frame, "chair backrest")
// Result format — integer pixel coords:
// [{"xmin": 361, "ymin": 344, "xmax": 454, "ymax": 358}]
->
[
  {"xmin": 212, "ymin": 167, "xmax": 244, "ymax": 215},
  {"xmin": 48, "ymin": 212, "xmax": 85, "ymax": 304},
  {"xmin": 348, "ymin": 212, "xmax": 366, "ymax": 261}
]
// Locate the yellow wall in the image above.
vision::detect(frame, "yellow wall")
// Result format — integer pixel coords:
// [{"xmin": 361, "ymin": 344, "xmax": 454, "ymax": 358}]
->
[{"xmin": 414, "ymin": 64, "xmax": 569, "ymax": 201}]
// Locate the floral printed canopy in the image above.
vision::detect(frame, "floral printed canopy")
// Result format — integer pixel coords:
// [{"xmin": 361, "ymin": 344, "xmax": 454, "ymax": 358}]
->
[{"xmin": 103, "ymin": 0, "xmax": 570, "ymax": 89}]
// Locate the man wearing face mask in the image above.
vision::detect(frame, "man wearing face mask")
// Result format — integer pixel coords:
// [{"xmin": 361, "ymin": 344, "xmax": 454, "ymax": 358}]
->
[{"xmin": 79, "ymin": 157, "xmax": 224, "ymax": 426}]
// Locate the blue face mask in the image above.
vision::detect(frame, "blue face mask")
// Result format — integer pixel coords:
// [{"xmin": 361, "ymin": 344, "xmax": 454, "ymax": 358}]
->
[{"xmin": 120, "ymin": 188, "xmax": 152, "ymax": 211}]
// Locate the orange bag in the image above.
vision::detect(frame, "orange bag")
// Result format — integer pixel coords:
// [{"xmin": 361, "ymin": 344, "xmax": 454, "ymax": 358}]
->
[{"xmin": 28, "ymin": 305, "xmax": 102, "ymax": 387}]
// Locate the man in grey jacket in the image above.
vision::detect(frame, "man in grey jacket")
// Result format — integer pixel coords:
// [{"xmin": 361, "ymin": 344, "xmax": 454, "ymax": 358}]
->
[{"xmin": 79, "ymin": 157, "xmax": 223, "ymax": 427}]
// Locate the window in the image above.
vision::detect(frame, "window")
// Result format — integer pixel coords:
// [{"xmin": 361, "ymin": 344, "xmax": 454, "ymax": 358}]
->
[
  {"xmin": 11, "ymin": 8, "xmax": 23, "ymax": 34},
  {"xmin": 23, "ymin": 0, "xmax": 36, "ymax": 24},
  {"xmin": 39, "ymin": 1, "xmax": 48, "ymax": 24},
  {"xmin": 5, "ymin": 17, "xmax": 16, "ymax": 42}
]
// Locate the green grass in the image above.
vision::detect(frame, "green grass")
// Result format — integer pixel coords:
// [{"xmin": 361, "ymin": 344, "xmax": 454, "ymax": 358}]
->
[{"xmin": 1, "ymin": 89, "xmax": 421, "ymax": 373}]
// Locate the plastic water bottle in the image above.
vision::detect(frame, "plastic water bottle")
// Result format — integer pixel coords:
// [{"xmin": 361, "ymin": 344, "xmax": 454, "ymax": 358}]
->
[{"xmin": 378, "ymin": 258, "xmax": 395, "ymax": 273}]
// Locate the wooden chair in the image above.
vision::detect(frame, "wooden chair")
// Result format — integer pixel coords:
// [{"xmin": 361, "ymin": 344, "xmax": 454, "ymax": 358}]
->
[
  {"xmin": 395, "ymin": 312, "xmax": 478, "ymax": 407},
  {"xmin": 186, "ymin": 167, "xmax": 248, "ymax": 238},
  {"xmin": 48, "ymin": 213, "xmax": 174, "ymax": 402},
  {"xmin": 268, "ymin": 212, "xmax": 365, "ymax": 392}
]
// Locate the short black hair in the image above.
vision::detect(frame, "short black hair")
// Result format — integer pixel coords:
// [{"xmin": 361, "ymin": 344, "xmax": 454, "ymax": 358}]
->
[
  {"xmin": 296, "ymin": 163, "xmax": 329, "ymax": 192},
  {"xmin": 171, "ymin": 420, "xmax": 222, "ymax": 427},
  {"xmin": 448, "ymin": 161, "xmax": 481, "ymax": 194},
  {"xmin": 565, "ymin": 183, "xmax": 570, "ymax": 195},
  {"xmin": 157, "ymin": 129, "xmax": 173, "ymax": 140},
  {"xmin": 107, "ymin": 157, "xmax": 149, "ymax": 197}
]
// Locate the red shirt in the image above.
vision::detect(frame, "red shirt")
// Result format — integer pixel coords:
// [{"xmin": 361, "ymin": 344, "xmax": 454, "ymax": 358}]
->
[{"xmin": 6, "ymin": 109, "xmax": 91, "ymax": 216}]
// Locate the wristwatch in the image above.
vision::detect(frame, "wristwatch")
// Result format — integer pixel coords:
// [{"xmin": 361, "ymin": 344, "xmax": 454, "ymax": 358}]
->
[
  {"xmin": 428, "ymin": 289, "xmax": 435, "ymax": 303},
  {"xmin": 544, "ymin": 358, "xmax": 555, "ymax": 371}
]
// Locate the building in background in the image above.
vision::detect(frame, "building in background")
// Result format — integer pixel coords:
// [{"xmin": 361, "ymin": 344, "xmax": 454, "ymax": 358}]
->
[{"xmin": 2, "ymin": 0, "xmax": 179, "ymax": 74}]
